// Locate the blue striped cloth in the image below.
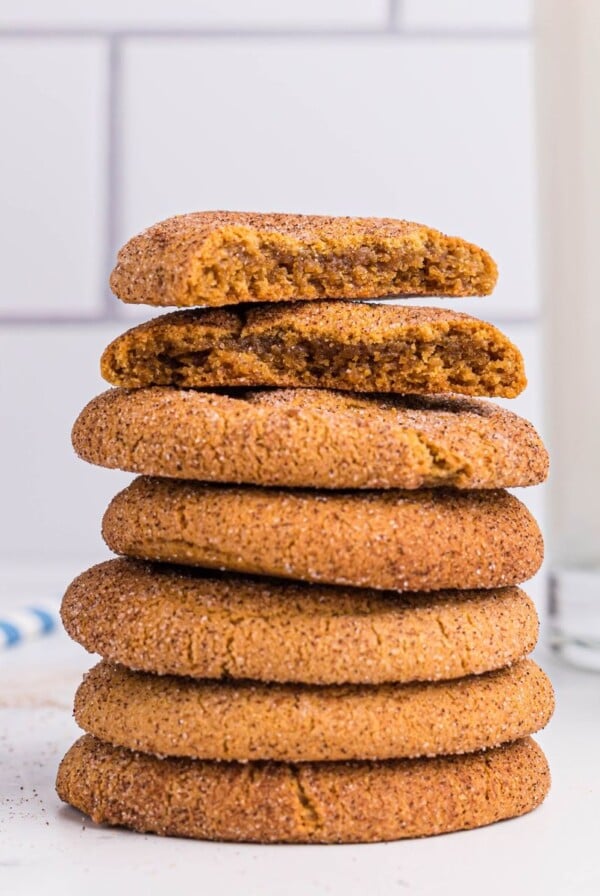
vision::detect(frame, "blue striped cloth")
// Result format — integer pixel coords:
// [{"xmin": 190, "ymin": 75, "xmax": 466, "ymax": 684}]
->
[{"xmin": 0, "ymin": 602, "xmax": 60, "ymax": 649}]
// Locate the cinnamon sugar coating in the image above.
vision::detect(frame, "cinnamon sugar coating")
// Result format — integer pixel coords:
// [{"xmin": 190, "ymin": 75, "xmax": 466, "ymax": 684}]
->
[
  {"xmin": 102, "ymin": 477, "xmax": 544, "ymax": 591},
  {"xmin": 100, "ymin": 303, "xmax": 526, "ymax": 399},
  {"xmin": 56, "ymin": 736, "xmax": 550, "ymax": 842},
  {"xmin": 73, "ymin": 388, "xmax": 547, "ymax": 490},
  {"xmin": 60, "ymin": 208, "xmax": 552, "ymax": 846},
  {"xmin": 61, "ymin": 559, "xmax": 539, "ymax": 685},
  {"xmin": 73, "ymin": 659, "xmax": 554, "ymax": 762},
  {"xmin": 109, "ymin": 211, "xmax": 498, "ymax": 307}
]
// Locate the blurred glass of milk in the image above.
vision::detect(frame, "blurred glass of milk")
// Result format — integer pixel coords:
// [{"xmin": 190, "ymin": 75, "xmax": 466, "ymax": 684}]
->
[{"xmin": 536, "ymin": 0, "xmax": 600, "ymax": 669}]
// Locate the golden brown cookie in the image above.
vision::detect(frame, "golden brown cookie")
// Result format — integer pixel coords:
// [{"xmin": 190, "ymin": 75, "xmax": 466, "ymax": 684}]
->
[
  {"xmin": 100, "ymin": 303, "xmax": 525, "ymax": 398},
  {"xmin": 73, "ymin": 388, "xmax": 548, "ymax": 490},
  {"xmin": 74, "ymin": 660, "xmax": 553, "ymax": 762},
  {"xmin": 62, "ymin": 559, "xmax": 539, "ymax": 685},
  {"xmin": 56, "ymin": 735, "xmax": 550, "ymax": 842},
  {"xmin": 102, "ymin": 478, "xmax": 544, "ymax": 591},
  {"xmin": 109, "ymin": 211, "xmax": 497, "ymax": 307}
]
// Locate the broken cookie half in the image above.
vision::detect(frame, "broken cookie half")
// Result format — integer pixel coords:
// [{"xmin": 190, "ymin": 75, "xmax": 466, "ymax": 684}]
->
[
  {"xmin": 110, "ymin": 211, "xmax": 498, "ymax": 307},
  {"xmin": 100, "ymin": 301, "xmax": 526, "ymax": 398}
]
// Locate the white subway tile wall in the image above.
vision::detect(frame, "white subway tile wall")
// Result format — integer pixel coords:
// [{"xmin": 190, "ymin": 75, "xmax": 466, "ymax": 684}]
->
[
  {"xmin": 0, "ymin": 39, "xmax": 108, "ymax": 317},
  {"xmin": 120, "ymin": 39, "xmax": 536, "ymax": 321},
  {"xmin": 0, "ymin": 1, "xmax": 543, "ymax": 603},
  {"xmin": 0, "ymin": 325, "xmax": 131, "ymax": 571},
  {"xmin": 401, "ymin": 1, "xmax": 532, "ymax": 31},
  {"xmin": 0, "ymin": 1, "xmax": 388, "ymax": 30}
]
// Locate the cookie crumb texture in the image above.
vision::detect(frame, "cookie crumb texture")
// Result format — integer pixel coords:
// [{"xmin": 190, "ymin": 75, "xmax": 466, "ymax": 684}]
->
[
  {"xmin": 56, "ymin": 736, "xmax": 549, "ymax": 843},
  {"xmin": 61, "ymin": 559, "xmax": 539, "ymax": 684},
  {"xmin": 109, "ymin": 211, "xmax": 498, "ymax": 307},
  {"xmin": 100, "ymin": 303, "xmax": 525, "ymax": 398},
  {"xmin": 73, "ymin": 388, "xmax": 548, "ymax": 490},
  {"xmin": 102, "ymin": 478, "xmax": 544, "ymax": 591},
  {"xmin": 73, "ymin": 660, "xmax": 554, "ymax": 762}
]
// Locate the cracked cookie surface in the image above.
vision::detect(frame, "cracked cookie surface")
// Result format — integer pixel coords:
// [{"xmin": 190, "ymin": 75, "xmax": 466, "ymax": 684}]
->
[
  {"xmin": 109, "ymin": 211, "xmax": 497, "ymax": 307},
  {"xmin": 102, "ymin": 477, "xmax": 544, "ymax": 591},
  {"xmin": 56, "ymin": 736, "xmax": 549, "ymax": 842},
  {"xmin": 61, "ymin": 559, "xmax": 539, "ymax": 685},
  {"xmin": 73, "ymin": 388, "xmax": 547, "ymax": 489},
  {"xmin": 73, "ymin": 659, "xmax": 554, "ymax": 762},
  {"xmin": 100, "ymin": 302, "xmax": 525, "ymax": 398}
]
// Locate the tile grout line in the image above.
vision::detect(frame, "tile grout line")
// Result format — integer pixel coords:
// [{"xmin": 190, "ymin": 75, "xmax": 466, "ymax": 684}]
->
[
  {"xmin": 0, "ymin": 314, "xmax": 121, "ymax": 326},
  {"xmin": 0, "ymin": 27, "xmax": 532, "ymax": 41},
  {"xmin": 387, "ymin": 0, "xmax": 402, "ymax": 32},
  {"xmin": 102, "ymin": 35, "xmax": 122, "ymax": 321}
]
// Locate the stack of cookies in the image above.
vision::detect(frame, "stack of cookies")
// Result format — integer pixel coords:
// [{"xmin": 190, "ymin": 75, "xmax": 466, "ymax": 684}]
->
[{"xmin": 57, "ymin": 212, "xmax": 553, "ymax": 843}]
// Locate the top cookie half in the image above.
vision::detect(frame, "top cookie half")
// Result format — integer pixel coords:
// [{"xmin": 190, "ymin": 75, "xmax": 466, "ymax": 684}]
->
[{"xmin": 110, "ymin": 211, "xmax": 498, "ymax": 307}]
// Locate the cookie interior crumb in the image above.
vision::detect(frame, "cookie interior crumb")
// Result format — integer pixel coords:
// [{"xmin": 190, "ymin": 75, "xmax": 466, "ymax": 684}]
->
[
  {"xmin": 109, "ymin": 211, "xmax": 498, "ymax": 307},
  {"xmin": 101, "ymin": 303, "xmax": 526, "ymax": 398}
]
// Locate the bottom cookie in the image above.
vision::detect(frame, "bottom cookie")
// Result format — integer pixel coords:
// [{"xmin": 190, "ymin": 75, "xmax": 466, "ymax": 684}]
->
[{"xmin": 56, "ymin": 735, "xmax": 550, "ymax": 844}]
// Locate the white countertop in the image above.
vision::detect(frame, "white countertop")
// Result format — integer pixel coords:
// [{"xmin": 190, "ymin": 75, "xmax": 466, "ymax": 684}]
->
[{"xmin": 1, "ymin": 629, "xmax": 599, "ymax": 896}]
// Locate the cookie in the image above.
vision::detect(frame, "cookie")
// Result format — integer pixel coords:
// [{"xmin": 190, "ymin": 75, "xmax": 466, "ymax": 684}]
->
[
  {"xmin": 101, "ymin": 303, "xmax": 525, "ymax": 398},
  {"xmin": 102, "ymin": 478, "xmax": 544, "ymax": 591},
  {"xmin": 62, "ymin": 560, "xmax": 539, "ymax": 685},
  {"xmin": 56, "ymin": 735, "xmax": 550, "ymax": 842},
  {"xmin": 109, "ymin": 211, "xmax": 497, "ymax": 308},
  {"xmin": 73, "ymin": 388, "xmax": 548, "ymax": 490},
  {"xmin": 74, "ymin": 660, "xmax": 553, "ymax": 762}
]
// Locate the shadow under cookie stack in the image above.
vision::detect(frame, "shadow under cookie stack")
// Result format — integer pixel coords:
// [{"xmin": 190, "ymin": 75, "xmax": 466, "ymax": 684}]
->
[{"xmin": 57, "ymin": 212, "xmax": 554, "ymax": 844}]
